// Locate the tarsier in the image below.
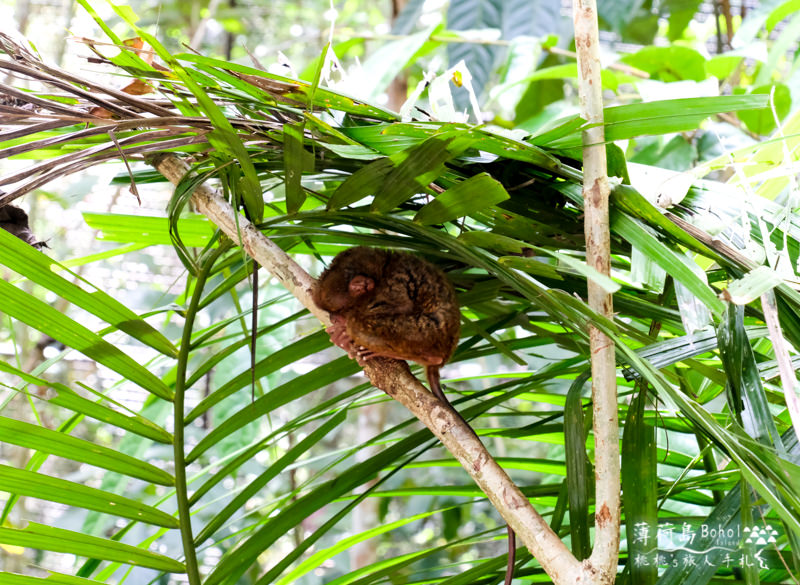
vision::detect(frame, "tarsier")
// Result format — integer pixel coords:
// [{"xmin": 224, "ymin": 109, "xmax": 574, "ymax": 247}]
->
[
  {"xmin": 312, "ymin": 246, "xmax": 460, "ymax": 404},
  {"xmin": 313, "ymin": 246, "xmax": 516, "ymax": 585},
  {"xmin": 0, "ymin": 203, "xmax": 46, "ymax": 249}
]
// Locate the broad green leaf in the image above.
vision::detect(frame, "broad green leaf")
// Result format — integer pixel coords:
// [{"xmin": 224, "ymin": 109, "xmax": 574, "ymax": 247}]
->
[
  {"xmin": 0, "ymin": 465, "xmax": 178, "ymax": 528},
  {"xmin": 605, "ymin": 95, "xmax": 770, "ymax": 137},
  {"xmin": 716, "ymin": 305, "xmax": 784, "ymax": 449},
  {"xmin": 542, "ymin": 248, "xmax": 620, "ymax": 293},
  {"xmin": 404, "ymin": 457, "xmax": 564, "ymax": 473},
  {"xmin": 0, "ymin": 228, "xmax": 176, "ymax": 357},
  {"xmin": 317, "ymin": 141, "xmax": 382, "ymax": 160},
  {"xmin": 0, "ymin": 522, "xmax": 184, "ymax": 572},
  {"xmin": 622, "ymin": 326, "xmax": 768, "ymax": 380},
  {"xmin": 457, "ymin": 231, "xmax": 531, "ymax": 254},
  {"xmin": 631, "ymin": 243, "xmax": 667, "ymax": 291},
  {"xmin": 0, "ymin": 570, "xmax": 107, "ymax": 584},
  {"xmin": 371, "ymin": 134, "xmax": 475, "ymax": 213},
  {"xmin": 0, "ymin": 414, "xmax": 83, "ymax": 525},
  {"xmin": 283, "ymin": 121, "xmax": 308, "ymax": 213},
  {"xmin": 622, "ymin": 386, "xmax": 657, "ymax": 585},
  {"xmin": 564, "ymin": 374, "xmax": 591, "ymax": 560},
  {"xmin": 275, "ymin": 504, "xmax": 462, "ymax": 585},
  {"xmin": 185, "ymin": 330, "xmax": 334, "ymax": 424},
  {"xmin": 612, "ymin": 212, "xmax": 724, "ymax": 316},
  {"xmin": 466, "ymin": 127, "xmax": 568, "ymax": 173},
  {"xmin": 83, "ymin": 212, "xmax": 214, "ymax": 246},
  {"xmin": 766, "ymin": 0, "xmax": 800, "ymax": 31},
  {"xmin": 721, "ymin": 265, "xmax": 783, "ymax": 304},
  {"xmin": 302, "ymin": 112, "xmax": 366, "ymax": 148},
  {"xmin": 60, "ymin": 242, "xmax": 151, "ymax": 267},
  {"xmin": 620, "ymin": 45, "xmax": 707, "ymax": 81},
  {"xmin": 345, "ymin": 484, "xmax": 561, "ymax": 500},
  {"xmin": 611, "ymin": 184, "xmax": 729, "ymax": 266},
  {"xmin": 414, "ymin": 173, "xmax": 509, "ymax": 225},
  {"xmin": 550, "ymin": 95, "xmax": 771, "ymax": 149},
  {"xmin": 672, "ymin": 255, "xmax": 714, "ymax": 333},
  {"xmin": 341, "ymin": 122, "xmax": 436, "ymax": 154},
  {"xmin": 328, "ymin": 157, "xmax": 394, "ymax": 209},
  {"xmin": 737, "ymin": 84, "xmax": 792, "ymax": 134},
  {"xmin": 0, "ymin": 278, "xmax": 172, "ymax": 400},
  {"xmin": 498, "ymin": 255, "xmax": 563, "ymax": 280},
  {"xmin": 0, "ymin": 417, "xmax": 174, "ymax": 486},
  {"xmin": 194, "ymin": 410, "xmax": 346, "ymax": 544},
  {"xmin": 0, "ymin": 360, "xmax": 171, "ymax": 444},
  {"xmin": 528, "ymin": 114, "xmax": 585, "ymax": 146},
  {"xmin": 506, "ymin": 63, "xmax": 620, "ymax": 93}
]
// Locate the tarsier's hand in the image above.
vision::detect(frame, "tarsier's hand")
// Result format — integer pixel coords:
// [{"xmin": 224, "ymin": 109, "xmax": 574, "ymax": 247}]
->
[
  {"xmin": 353, "ymin": 346, "xmax": 379, "ymax": 366},
  {"xmin": 326, "ymin": 314, "xmax": 352, "ymax": 352},
  {"xmin": 327, "ymin": 314, "xmax": 372, "ymax": 363}
]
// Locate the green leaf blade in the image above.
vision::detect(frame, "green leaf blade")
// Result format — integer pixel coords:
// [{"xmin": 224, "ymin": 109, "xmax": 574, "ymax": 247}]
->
[
  {"xmin": 0, "ymin": 417, "xmax": 174, "ymax": 486},
  {"xmin": 0, "ymin": 522, "xmax": 184, "ymax": 573},
  {"xmin": 0, "ymin": 465, "xmax": 179, "ymax": 528},
  {"xmin": 0, "ymin": 277, "xmax": 173, "ymax": 400},
  {"xmin": 414, "ymin": 173, "xmax": 510, "ymax": 225},
  {"xmin": 283, "ymin": 122, "xmax": 308, "ymax": 214},
  {"xmin": 0, "ymin": 228, "xmax": 177, "ymax": 358}
]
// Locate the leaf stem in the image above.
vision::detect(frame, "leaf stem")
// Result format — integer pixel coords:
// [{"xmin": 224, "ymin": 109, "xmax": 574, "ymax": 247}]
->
[{"xmin": 173, "ymin": 244, "xmax": 228, "ymax": 585}]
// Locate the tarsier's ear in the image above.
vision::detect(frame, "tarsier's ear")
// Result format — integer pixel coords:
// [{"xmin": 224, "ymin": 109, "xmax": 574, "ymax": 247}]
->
[{"xmin": 348, "ymin": 274, "xmax": 375, "ymax": 296}]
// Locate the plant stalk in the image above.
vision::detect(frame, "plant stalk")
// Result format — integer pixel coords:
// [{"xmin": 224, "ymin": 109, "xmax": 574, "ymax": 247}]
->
[
  {"xmin": 172, "ymin": 245, "xmax": 227, "ymax": 585},
  {"xmin": 573, "ymin": 0, "xmax": 621, "ymax": 581}
]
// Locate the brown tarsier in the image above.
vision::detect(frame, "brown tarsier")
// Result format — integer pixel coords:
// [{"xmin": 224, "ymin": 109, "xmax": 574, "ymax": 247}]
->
[
  {"xmin": 313, "ymin": 246, "xmax": 517, "ymax": 585},
  {"xmin": 312, "ymin": 246, "xmax": 461, "ymax": 407},
  {"xmin": 0, "ymin": 203, "xmax": 47, "ymax": 249}
]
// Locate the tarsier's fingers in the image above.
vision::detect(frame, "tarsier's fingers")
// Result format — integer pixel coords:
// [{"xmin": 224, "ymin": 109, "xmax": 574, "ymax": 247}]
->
[
  {"xmin": 355, "ymin": 346, "xmax": 374, "ymax": 366},
  {"xmin": 326, "ymin": 326, "xmax": 350, "ymax": 350},
  {"xmin": 345, "ymin": 312, "xmax": 454, "ymax": 366}
]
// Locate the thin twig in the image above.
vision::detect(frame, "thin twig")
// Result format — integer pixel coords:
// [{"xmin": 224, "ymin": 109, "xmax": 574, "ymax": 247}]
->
[{"xmin": 760, "ymin": 290, "xmax": 800, "ymax": 443}]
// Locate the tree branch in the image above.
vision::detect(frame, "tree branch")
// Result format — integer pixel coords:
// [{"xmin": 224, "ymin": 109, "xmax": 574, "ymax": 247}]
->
[
  {"xmin": 573, "ymin": 0, "xmax": 621, "ymax": 581},
  {"xmin": 149, "ymin": 152, "xmax": 585, "ymax": 583}
]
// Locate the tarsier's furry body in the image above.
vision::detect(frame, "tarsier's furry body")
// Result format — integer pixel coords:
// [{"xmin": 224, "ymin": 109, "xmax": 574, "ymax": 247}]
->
[{"xmin": 312, "ymin": 246, "xmax": 460, "ymax": 403}]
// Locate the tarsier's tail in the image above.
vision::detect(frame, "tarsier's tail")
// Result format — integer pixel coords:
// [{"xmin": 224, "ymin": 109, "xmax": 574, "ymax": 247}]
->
[
  {"xmin": 505, "ymin": 526, "xmax": 516, "ymax": 585},
  {"xmin": 425, "ymin": 364, "xmax": 517, "ymax": 585},
  {"xmin": 425, "ymin": 365, "xmax": 446, "ymax": 404}
]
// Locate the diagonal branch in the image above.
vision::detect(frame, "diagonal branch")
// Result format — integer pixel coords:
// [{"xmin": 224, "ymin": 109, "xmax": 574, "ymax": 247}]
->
[{"xmin": 148, "ymin": 152, "xmax": 585, "ymax": 584}]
